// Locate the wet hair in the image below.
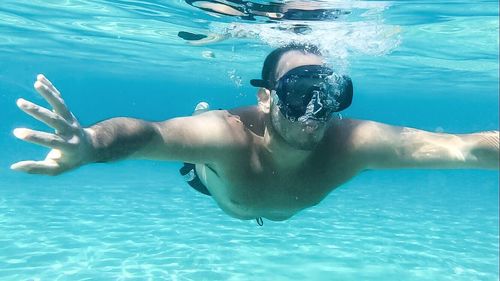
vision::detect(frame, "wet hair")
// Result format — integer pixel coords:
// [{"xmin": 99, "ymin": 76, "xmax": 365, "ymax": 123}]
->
[{"xmin": 259, "ymin": 44, "xmax": 322, "ymax": 89}]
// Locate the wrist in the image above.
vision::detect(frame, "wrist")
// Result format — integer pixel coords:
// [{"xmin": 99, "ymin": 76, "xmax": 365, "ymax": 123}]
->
[{"xmin": 82, "ymin": 127, "xmax": 100, "ymax": 163}]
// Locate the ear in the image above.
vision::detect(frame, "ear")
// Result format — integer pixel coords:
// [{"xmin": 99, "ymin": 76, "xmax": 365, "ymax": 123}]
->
[{"xmin": 257, "ymin": 88, "xmax": 271, "ymax": 113}]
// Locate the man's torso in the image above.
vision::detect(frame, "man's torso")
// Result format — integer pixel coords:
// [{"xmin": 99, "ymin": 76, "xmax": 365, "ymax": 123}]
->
[{"xmin": 194, "ymin": 107, "xmax": 363, "ymax": 221}]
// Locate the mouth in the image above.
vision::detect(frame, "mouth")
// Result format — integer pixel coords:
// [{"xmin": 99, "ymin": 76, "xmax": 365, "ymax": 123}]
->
[{"xmin": 302, "ymin": 121, "xmax": 320, "ymax": 133}]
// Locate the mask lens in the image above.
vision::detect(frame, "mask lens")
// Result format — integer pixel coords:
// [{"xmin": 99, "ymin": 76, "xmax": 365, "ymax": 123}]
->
[{"xmin": 276, "ymin": 66, "xmax": 337, "ymax": 121}]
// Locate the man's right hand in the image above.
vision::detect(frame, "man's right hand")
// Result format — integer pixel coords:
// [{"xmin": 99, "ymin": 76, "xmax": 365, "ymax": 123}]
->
[{"xmin": 11, "ymin": 74, "xmax": 96, "ymax": 175}]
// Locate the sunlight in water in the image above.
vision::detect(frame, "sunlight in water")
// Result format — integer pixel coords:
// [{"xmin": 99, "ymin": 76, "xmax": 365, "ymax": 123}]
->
[{"xmin": 208, "ymin": 0, "xmax": 401, "ymax": 71}]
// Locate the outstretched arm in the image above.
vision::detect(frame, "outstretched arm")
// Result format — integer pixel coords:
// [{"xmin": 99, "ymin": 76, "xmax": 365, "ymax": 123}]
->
[
  {"xmin": 85, "ymin": 113, "xmax": 239, "ymax": 164},
  {"xmin": 350, "ymin": 120, "xmax": 499, "ymax": 170},
  {"xmin": 11, "ymin": 75, "xmax": 239, "ymax": 175}
]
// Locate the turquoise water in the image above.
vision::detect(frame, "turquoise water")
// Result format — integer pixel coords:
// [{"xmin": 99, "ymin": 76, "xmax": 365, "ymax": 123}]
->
[{"xmin": 0, "ymin": 1, "xmax": 498, "ymax": 280}]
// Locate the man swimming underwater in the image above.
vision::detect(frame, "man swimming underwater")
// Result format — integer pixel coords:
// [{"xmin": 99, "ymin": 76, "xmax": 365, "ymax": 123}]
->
[{"xmin": 11, "ymin": 44, "xmax": 500, "ymax": 224}]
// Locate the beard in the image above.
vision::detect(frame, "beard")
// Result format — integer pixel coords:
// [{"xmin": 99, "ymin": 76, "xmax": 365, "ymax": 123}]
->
[
  {"xmin": 270, "ymin": 102, "xmax": 327, "ymax": 150},
  {"xmin": 283, "ymin": 133, "xmax": 322, "ymax": 150},
  {"xmin": 278, "ymin": 119, "xmax": 325, "ymax": 150}
]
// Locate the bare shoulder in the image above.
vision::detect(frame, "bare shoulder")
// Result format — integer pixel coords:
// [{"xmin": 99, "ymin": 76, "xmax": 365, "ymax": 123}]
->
[
  {"xmin": 205, "ymin": 109, "xmax": 259, "ymax": 144},
  {"xmin": 197, "ymin": 109, "xmax": 253, "ymax": 133},
  {"xmin": 148, "ymin": 109, "xmax": 252, "ymax": 163},
  {"xmin": 194, "ymin": 109, "xmax": 243, "ymax": 124},
  {"xmin": 321, "ymin": 119, "xmax": 402, "ymax": 171},
  {"xmin": 228, "ymin": 106, "xmax": 266, "ymax": 136},
  {"xmin": 325, "ymin": 118, "xmax": 407, "ymax": 158},
  {"xmin": 333, "ymin": 119, "xmax": 401, "ymax": 145},
  {"xmin": 167, "ymin": 109, "xmax": 246, "ymax": 128},
  {"xmin": 183, "ymin": 109, "xmax": 249, "ymax": 139},
  {"xmin": 326, "ymin": 118, "xmax": 378, "ymax": 147}
]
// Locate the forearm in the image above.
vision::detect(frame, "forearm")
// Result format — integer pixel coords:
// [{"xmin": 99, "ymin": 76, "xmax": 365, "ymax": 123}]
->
[
  {"xmin": 358, "ymin": 121, "xmax": 500, "ymax": 170},
  {"xmin": 463, "ymin": 131, "xmax": 499, "ymax": 169},
  {"xmin": 85, "ymin": 117, "xmax": 158, "ymax": 163},
  {"xmin": 406, "ymin": 130, "xmax": 500, "ymax": 169}
]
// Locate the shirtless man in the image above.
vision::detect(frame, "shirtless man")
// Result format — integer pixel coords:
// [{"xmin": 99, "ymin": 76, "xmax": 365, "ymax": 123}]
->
[{"xmin": 11, "ymin": 45, "xmax": 499, "ymax": 223}]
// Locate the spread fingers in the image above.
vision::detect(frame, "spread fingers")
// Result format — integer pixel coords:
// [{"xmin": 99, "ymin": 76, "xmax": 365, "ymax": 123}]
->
[
  {"xmin": 37, "ymin": 74, "xmax": 61, "ymax": 97},
  {"xmin": 10, "ymin": 160, "xmax": 60, "ymax": 175},
  {"xmin": 34, "ymin": 79, "xmax": 73, "ymax": 121},
  {"xmin": 16, "ymin": 98, "xmax": 72, "ymax": 133},
  {"xmin": 13, "ymin": 128, "xmax": 70, "ymax": 150}
]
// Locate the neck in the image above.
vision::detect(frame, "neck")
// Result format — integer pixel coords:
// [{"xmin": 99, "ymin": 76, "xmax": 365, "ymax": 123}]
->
[{"xmin": 263, "ymin": 114, "xmax": 313, "ymax": 168}]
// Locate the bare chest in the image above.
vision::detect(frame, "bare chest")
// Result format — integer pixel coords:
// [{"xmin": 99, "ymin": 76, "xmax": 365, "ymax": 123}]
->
[{"xmin": 200, "ymin": 153, "xmax": 356, "ymax": 220}]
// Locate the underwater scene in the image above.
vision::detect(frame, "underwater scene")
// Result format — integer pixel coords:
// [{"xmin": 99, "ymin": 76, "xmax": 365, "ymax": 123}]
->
[{"xmin": 0, "ymin": 1, "xmax": 498, "ymax": 280}]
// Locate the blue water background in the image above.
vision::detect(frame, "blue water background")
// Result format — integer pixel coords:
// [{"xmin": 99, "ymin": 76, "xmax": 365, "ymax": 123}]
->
[{"xmin": 0, "ymin": 1, "xmax": 498, "ymax": 280}]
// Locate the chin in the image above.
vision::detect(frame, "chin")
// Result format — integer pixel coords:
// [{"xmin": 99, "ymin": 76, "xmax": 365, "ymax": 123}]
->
[
  {"xmin": 292, "ymin": 142, "xmax": 319, "ymax": 151},
  {"xmin": 286, "ymin": 135, "xmax": 322, "ymax": 150},
  {"xmin": 279, "ymin": 124, "xmax": 327, "ymax": 150}
]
